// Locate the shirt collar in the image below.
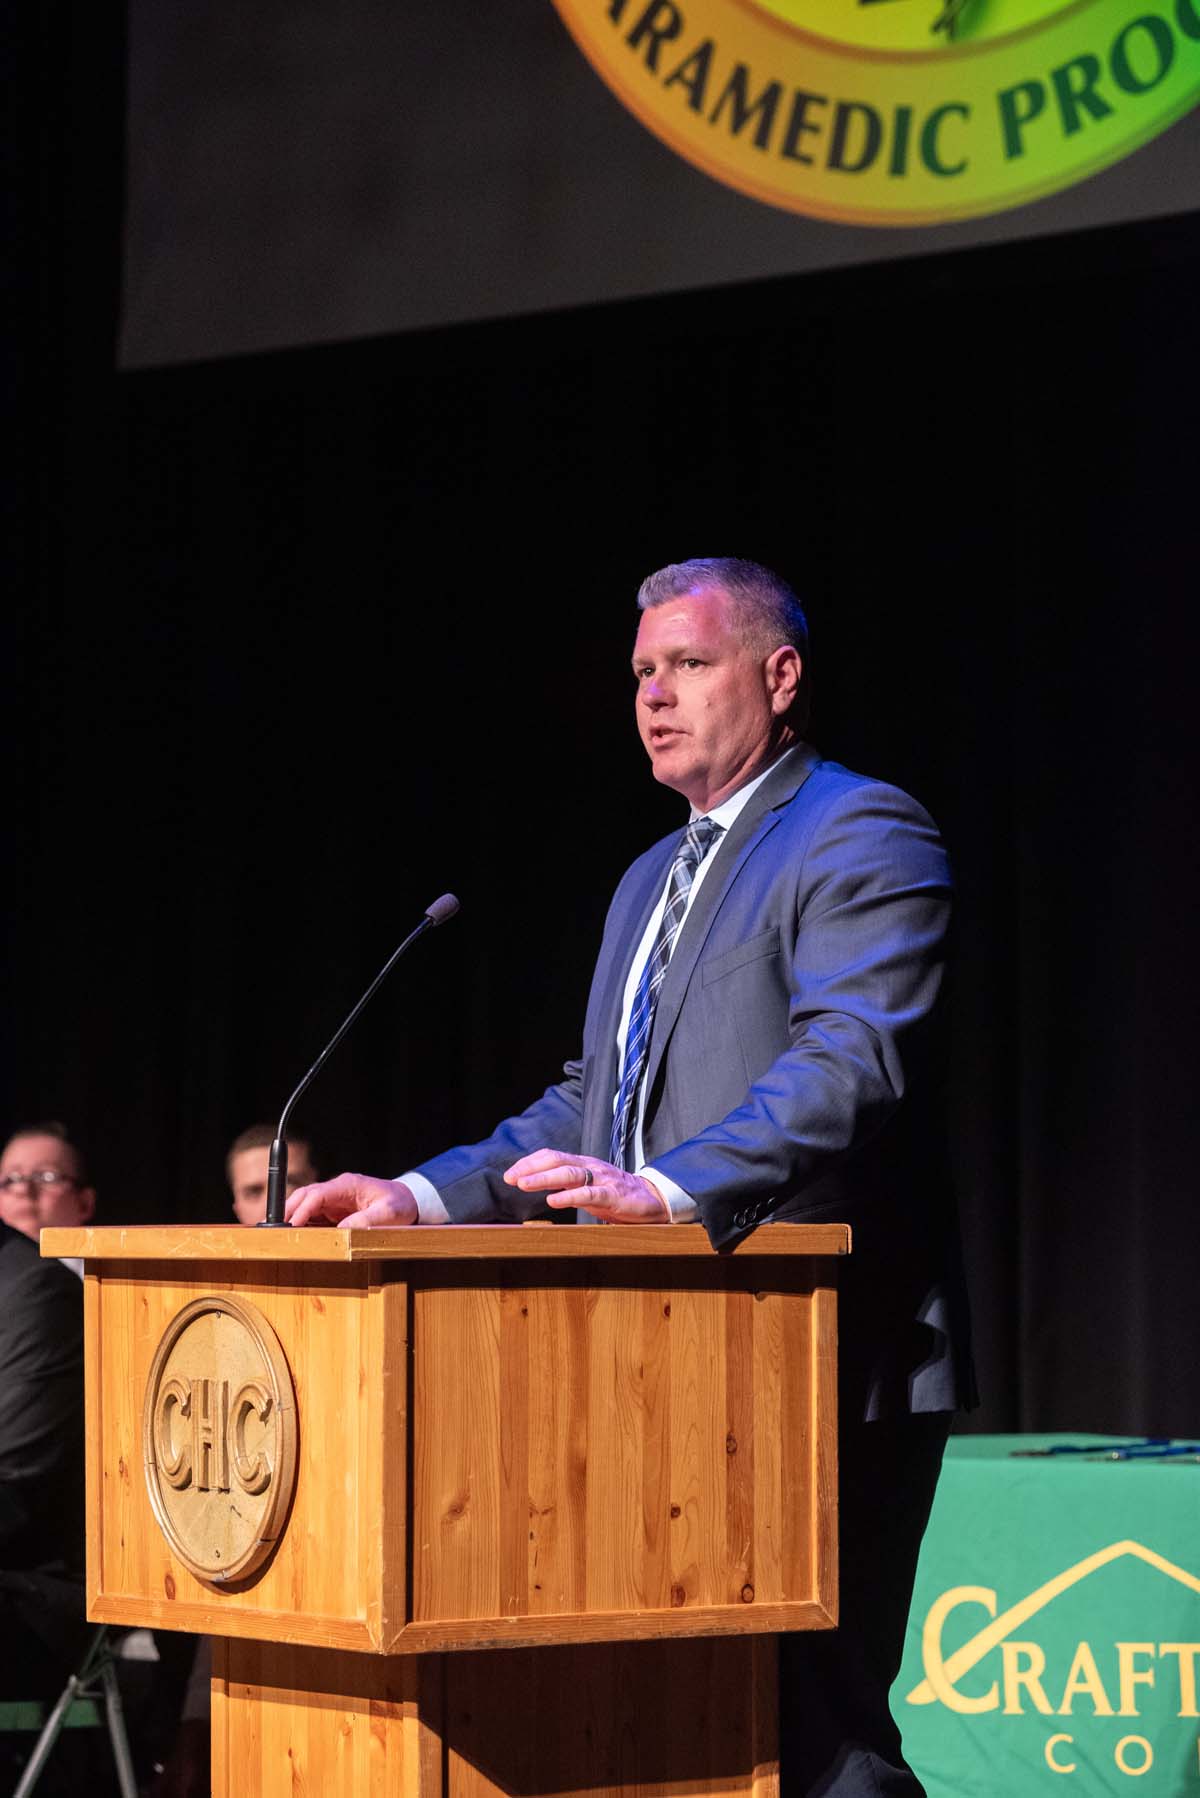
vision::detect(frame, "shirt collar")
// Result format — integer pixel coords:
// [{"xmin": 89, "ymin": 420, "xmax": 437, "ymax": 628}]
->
[{"xmin": 690, "ymin": 744, "xmax": 799, "ymax": 832}]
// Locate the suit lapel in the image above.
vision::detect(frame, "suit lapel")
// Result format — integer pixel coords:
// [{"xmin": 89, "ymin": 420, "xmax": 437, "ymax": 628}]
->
[
  {"xmin": 641, "ymin": 746, "xmax": 820, "ymax": 1105},
  {"xmin": 584, "ymin": 832, "xmax": 681, "ymax": 1151}
]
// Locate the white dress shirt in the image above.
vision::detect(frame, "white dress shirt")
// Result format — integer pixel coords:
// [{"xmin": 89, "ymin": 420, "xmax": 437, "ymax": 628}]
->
[{"xmin": 405, "ymin": 748, "xmax": 797, "ymax": 1226}]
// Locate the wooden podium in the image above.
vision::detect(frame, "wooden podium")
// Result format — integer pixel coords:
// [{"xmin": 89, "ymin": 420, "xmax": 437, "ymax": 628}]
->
[{"xmin": 43, "ymin": 1222, "xmax": 847, "ymax": 1797}]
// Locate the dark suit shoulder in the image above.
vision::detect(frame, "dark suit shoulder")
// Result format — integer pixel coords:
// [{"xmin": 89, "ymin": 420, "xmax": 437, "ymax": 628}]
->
[
  {"xmin": 771, "ymin": 756, "xmax": 946, "ymax": 854},
  {"xmin": 0, "ymin": 1218, "xmax": 40, "ymax": 1266},
  {"xmin": 784, "ymin": 755, "xmax": 940, "ymax": 822},
  {"xmin": 0, "ymin": 1222, "xmax": 82, "ymax": 1297},
  {"xmin": 0, "ymin": 1226, "xmax": 84, "ymax": 1366},
  {"xmin": 607, "ymin": 753, "xmax": 945, "ymax": 906},
  {"xmin": 748, "ymin": 760, "xmax": 952, "ymax": 926},
  {"xmin": 0, "ymin": 1224, "xmax": 85, "ymax": 1586}
]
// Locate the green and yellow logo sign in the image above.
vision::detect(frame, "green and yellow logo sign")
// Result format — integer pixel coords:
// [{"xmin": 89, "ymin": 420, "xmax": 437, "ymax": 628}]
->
[
  {"xmin": 905, "ymin": 1539, "xmax": 1200, "ymax": 1786},
  {"xmin": 551, "ymin": 0, "xmax": 1200, "ymax": 224}
]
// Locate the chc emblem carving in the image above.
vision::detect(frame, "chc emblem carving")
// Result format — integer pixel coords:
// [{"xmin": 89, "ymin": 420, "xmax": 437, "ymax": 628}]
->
[{"xmin": 142, "ymin": 1295, "xmax": 297, "ymax": 1584}]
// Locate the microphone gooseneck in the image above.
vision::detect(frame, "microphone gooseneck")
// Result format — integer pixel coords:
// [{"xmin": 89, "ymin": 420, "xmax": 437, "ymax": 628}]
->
[{"xmin": 260, "ymin": 894, "xmax": 461, "ymax": 1227}]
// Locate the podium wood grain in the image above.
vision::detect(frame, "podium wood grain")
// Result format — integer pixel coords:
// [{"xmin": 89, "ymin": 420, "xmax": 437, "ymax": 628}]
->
[
  {"xmin": 213, "ymin": 1635, "xmax": 779, "ymax": 1797},
  {"xmin": 410, "ymin": 1267, "xmax": 836, "ymax": 1632},
  {"xmin": 55, "ymin": 1226, "xmax": 841, "ymax": 1652},
  {"xmin": 47, "ymin": 1224, "xmax": 844, "ymax": 1796},
  {"xmin": 79, "ymin": 1257, "xmax": 407, "ymax": 1651}
]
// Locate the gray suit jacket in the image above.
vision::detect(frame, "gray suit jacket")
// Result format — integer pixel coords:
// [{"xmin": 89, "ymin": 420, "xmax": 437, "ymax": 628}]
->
[{"xmin": 420, "ymin": 747, "xmax": 974, "ymax": 1418}]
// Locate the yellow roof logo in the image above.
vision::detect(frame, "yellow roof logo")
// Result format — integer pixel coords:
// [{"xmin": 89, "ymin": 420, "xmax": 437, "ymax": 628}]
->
[{"xmin": 907, "ymin": 1539, "xmax": 1200, "ymax": 1708}]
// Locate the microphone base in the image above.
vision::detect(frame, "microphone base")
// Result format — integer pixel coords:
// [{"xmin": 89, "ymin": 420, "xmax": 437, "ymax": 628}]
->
[{"xmin": 256, "ymin": 1218, "xmax": 291, "ymax": 1229}]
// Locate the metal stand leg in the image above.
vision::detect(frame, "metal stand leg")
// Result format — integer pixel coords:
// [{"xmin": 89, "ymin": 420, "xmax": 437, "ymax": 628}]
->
[
  {"xmin": 11, "ymin": 1670, "xmax": 84, "ymax": 1798},
  {"xmin": 12, "ymin": 1626, "xmax": 139, "ymax": 1798},
  {"xmin": 100, "ymin": 1655, "xmax": 139, "ymax": 1798}
]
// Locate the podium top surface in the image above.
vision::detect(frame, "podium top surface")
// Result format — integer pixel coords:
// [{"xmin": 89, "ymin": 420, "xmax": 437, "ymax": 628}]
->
[{"xmin": 42, "ymin": 1221, "xmax": 850, "ymax": 1263}]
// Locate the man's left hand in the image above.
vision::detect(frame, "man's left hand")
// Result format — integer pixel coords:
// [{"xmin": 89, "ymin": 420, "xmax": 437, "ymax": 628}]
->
[{"xmin": 503, "ymin": 1150, "xmax": 670, "ymax": 1222}]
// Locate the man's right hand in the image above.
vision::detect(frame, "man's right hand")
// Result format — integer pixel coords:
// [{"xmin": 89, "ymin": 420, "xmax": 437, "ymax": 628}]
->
[{"xmin": 286, "ymin": 1174, "xmax": 419, "ymax": 1229}]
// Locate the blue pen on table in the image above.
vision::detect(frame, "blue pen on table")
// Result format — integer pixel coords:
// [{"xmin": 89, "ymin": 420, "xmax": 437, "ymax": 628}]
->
[{"xmin": 1010, "ymin": 1438, "xmax": 1184, "ymax": 1458}]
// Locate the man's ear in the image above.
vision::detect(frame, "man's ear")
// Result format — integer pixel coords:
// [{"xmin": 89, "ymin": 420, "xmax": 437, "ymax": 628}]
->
[
  {"xmin": 77, "ymin": 1186, "xmax": 97, "ymax": 1224},
  {"xmin": 766, "ymin": 644, "xmax": 803, "ymax": 715}
]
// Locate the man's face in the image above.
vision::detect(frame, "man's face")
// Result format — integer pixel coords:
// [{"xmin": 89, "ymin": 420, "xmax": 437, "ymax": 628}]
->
[
  {"xmin": 0, "ymin": 1132, "xmax": 96, "ymax": 1239},
  {"xmin": 633, "ymin": 587, "xmax": 796, "ymax": 812},
  {"xmin": 230, "ymin": 1141, "xmax": 318, "ymax": 1227}
]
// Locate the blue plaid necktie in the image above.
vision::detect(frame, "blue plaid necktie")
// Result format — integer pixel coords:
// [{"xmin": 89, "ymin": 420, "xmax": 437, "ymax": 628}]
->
[{"xmin": 610, "ymin": 815, "xmax": 724, "ymax": 1170}]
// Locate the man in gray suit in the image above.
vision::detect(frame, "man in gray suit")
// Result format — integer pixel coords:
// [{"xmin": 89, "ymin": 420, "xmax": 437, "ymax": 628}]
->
[{"xmin": 289, "ymin": 558, "xmax": 972, "ymax": 1795}]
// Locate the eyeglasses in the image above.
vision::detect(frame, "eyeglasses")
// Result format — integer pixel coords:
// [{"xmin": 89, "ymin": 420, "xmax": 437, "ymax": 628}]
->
[{"xmin": 0, "ymin": 1169, "xmax": 80, "ymax": 1193}]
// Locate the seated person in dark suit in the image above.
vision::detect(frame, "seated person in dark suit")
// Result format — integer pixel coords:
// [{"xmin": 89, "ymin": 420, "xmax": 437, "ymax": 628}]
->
[{"xmin": 0, "ymin": 1216, "xmax": 88, "ymax": 1701}]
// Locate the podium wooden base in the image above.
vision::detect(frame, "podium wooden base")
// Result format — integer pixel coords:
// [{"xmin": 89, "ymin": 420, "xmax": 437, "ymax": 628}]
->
[
  {"xmin": 44, "ymin": 1223, "xmax": 845, "ymax": 1798},
  {"xmin": 213, "ymin": 1635, "xmax": 778, "ymax": 1798}
]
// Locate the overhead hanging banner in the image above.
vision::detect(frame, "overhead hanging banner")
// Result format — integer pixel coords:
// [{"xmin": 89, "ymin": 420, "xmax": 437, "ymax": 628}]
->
[
  {"xmin": 552, "ymin": 0, "xmax": 1200, "ymax": 224},
  {"xmin": 121, "ymin": 0, "xmax": 1200, "ymax": 367}
]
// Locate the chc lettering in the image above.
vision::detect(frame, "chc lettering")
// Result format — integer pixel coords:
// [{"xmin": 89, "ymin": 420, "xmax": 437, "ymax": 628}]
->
[{"xmin": 154, "ymin": 1376, "xmax": 274, "ymax": 1495}]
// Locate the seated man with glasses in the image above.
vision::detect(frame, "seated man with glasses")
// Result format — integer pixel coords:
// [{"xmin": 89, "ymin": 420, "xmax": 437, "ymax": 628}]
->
[
  {"xmin": 0, "ymin": 1123, "xmax": 96, "ymax": 1277},
  {"xmin": 0, "ymin": 1123, "xmax": 193, "ymax": 1787}
]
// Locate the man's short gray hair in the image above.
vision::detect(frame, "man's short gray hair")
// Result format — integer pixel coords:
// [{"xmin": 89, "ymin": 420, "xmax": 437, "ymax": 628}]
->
[{"xmin": 637, "ymin": 558, "xmax": 811, "ymax": 728}]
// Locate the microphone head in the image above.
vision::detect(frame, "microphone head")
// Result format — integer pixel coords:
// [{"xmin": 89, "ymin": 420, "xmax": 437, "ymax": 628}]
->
[{"xmin": 425, "ymin": 893, "xmax": 461, "ymax": 927}]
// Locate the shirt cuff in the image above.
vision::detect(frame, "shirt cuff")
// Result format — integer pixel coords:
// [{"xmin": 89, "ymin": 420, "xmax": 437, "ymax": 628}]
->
[
  {"xmin": 637, "ymin": 1167, "xmax": 698, "ymax": 1223},
  {"xmin": 398, "ymin": 1169, "xmax": 450, "ymax": 1225}
]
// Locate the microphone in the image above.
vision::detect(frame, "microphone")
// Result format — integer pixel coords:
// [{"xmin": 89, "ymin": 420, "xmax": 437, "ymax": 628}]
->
[{"xmin": 260, "ymin": 894, "xmax": 460, "ymax": 1227}]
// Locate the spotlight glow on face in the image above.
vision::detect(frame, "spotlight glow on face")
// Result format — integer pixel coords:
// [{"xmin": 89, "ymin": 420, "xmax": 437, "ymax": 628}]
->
[{"xmin": 551, "ymin": 0, "xmax": 1200, "ymax": 226}]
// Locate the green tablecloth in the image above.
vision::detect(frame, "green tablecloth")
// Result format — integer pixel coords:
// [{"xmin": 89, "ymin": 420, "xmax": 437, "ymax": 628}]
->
[{"xmin": 892, "ymin": 1435, "xmax": 1200, "ymax": 1796}]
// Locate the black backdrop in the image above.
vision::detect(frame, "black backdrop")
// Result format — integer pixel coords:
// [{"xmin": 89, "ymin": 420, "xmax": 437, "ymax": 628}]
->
[{"xmin": 7, "ymin": 3, "xmax": 1200, "ymax": 1441}]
